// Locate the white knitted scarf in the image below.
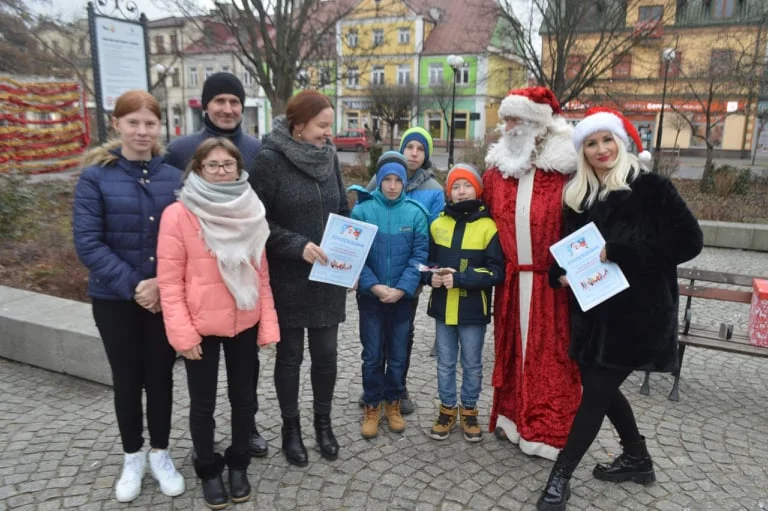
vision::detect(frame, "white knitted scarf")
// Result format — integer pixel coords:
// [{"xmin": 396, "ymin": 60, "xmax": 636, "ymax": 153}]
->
[{"xmin": 178, "ymin": 171, "xmax": 270, "ymax": 310}]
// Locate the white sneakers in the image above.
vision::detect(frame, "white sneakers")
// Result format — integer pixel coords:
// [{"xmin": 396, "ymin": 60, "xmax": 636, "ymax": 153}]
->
[
  {"xmin": 115, "ymin": 450, "xmax": 147, "ymax": 502},
  {"xmin": 149, "ymin": 449, "xmax": 185, "ymax": 497},
  {"xmin": 114, "ymin": 449, "xmax": 185, "ymax": 502}
]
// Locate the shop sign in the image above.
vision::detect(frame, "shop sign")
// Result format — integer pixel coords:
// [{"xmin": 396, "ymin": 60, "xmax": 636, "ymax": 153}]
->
[{"xmin": 342, "ymin": 99, "xmax": 372, "ymax": 110}]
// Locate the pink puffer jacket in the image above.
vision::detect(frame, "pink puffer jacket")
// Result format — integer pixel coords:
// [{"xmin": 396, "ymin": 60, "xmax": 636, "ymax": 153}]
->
[{"xmin": 157, "ymin": 202, "xmax": 280, "ymax": 352}]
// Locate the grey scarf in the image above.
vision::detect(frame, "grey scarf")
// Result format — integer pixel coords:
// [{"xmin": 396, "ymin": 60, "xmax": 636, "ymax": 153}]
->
[
  {"xmin": 269, "ymin": 116, "xmax": 337, "ymax": 182},
  {"xmin": 178, "ymin": 171, "xmax": 270, "ymax": 310}
]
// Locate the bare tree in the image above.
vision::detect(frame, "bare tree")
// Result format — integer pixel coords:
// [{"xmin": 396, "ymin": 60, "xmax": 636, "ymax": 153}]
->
[
  {"xmin": 493, "ymin": 0, "xmax": 674, "ymax": 105},
  {"xmin": 368, "ymin": 84, "xmax": 418, "ymax": 150},
  {"xmin": 751, "ymin": 106, "xmax": 768, "ymax": 165},
  {"xmin": 0, "ymin": 1, "xmax": 65, "ymax": 76}
]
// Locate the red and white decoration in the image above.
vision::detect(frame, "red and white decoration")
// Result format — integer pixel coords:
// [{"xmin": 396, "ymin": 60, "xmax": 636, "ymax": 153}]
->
[{"xmin": 748, "ymin": 278, "xmax": 768, "ymax": 347}]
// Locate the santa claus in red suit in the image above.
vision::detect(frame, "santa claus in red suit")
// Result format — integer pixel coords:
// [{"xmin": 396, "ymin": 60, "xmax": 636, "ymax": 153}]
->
[{"xmin": 483, "ymin": 86, "xmax": 582, "ymax": 461}]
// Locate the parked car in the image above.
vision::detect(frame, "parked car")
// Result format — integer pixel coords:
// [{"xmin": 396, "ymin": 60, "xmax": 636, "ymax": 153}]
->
[{"xmin": 333, "ymin": 128, "xmax": 370, "ymax": 152}]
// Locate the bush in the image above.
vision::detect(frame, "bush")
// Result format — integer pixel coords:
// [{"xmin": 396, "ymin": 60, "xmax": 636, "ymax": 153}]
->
[
  {"xmin": 700, "ymin": 164, "xmax": 751, "ymax": 197},
  {"xmin": 367, "ymin": 143, "xmax": 383, "ymax": 180},
  {"xmin": 459, "ymin": 138, "xmax": 490, "ymax": 174},
  {"xmin": 0, "ymin": 174, "xmax": 34, "ymax": 241},
  {"xmin": 653, "ymin": 151, "xmax": 680, "ymax": 178}
]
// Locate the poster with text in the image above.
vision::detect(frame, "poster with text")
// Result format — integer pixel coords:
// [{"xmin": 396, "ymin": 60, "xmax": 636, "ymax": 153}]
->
[{"xmin": 95, "ymin": 16, "xmax": 148, "ymax": 111}]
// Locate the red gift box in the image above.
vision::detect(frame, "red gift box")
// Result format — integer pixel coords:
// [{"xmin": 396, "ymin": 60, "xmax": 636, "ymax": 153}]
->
[{"xmin": 748, "ymin": 278, "xmax": 768, "ymax": 347}]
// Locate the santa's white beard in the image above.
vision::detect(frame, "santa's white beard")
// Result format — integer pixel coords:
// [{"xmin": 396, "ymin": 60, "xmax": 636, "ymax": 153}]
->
[{"xmin": 486, "ymin": 122, "xmax": 543, "ymax": 179}]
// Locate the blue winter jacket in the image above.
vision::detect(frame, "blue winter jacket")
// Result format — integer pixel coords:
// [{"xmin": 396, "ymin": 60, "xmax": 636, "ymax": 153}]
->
[
  {"xmin": 365, "ymin": 162, "xmax": 445, "ymax": 224},
  {"xmin": 73, "ymin": 147, "xmax": 182, "ymax": 301},
  {"xmin": 349, "ymin": 186, "xmax": 429, "ymax": 298}
]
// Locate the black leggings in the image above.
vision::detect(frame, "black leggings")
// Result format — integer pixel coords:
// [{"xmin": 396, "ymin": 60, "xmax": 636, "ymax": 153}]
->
[
  {"xmin": 92, "ymin": 299, "xmax": 176, "ymax": 454},
  {"xmin": 559, "ymin": 366, "xmax": 641, "ymax": 464},
  {"xmin": 274, "ymin": 325, "xmax": 338, "ymax": 418}
]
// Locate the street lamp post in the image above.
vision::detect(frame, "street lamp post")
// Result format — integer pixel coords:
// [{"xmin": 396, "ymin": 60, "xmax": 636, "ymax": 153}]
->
[
  {"xmin": 654, "ymin": 48, "xmax": 676, "ymax": 172},
  {"xmin": 447, "ymin": 54, "xmax": 464, "ymax": 168},
  {"xmin": 154, "ymin": 63, "xmax": 174, "ymax": 144}
]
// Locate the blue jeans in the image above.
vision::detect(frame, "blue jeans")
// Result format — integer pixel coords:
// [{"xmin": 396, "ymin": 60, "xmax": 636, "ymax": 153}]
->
[
  {"xmin": 435, "ymin": 321, "xmax": 487, "ymax": 409},
  {"xmin": 358, "ymin": 294, "xmax": 413, "ymax": 405}
]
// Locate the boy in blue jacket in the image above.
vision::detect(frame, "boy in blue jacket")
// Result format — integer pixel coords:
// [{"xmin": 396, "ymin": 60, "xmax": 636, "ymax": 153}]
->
[
  {"xmin": 425, "ymin": 163, "xmax": 505, "ymax": 443},
  {"xmin": 349, "ymin": 152, "xmax": 429, "ymax": 439}
]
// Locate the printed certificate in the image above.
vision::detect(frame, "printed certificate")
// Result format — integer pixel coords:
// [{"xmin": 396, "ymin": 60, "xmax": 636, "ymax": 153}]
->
[
  {"xmin": 549, "ymin": 222, "xmax": 629, "ymax": 311},
  {"xmin": 309, "ymin": 213, "xmax": 378, "ymax": 289}
]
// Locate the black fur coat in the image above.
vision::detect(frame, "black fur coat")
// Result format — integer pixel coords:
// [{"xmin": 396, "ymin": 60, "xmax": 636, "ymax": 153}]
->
[{"xmin": 551, "ymin": 171, "xmax": 703, "ymax": 372}]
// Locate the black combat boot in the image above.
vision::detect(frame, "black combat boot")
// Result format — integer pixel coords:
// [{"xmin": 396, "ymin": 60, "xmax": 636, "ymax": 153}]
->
[
  {"xmin": 194, "ymin": 453, "xmax": 228, "ymax": 510},
  {"xmin": 536, "ymin": 453, "xmax": 578, "ymax": 511},
  {"xmin": 593, "ymin": 435, "xmax": 655, "ymax": 485},
  {"xmin": 314, "ymin": 413, "xmax": 339, "ymax": 460},
  {"xmin": 281, "ymin": 416, "xmax": 308, "ymax": 467}
]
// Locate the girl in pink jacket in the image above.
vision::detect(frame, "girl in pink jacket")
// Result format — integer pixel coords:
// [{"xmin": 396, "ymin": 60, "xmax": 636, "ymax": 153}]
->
[{"xmin": 157, "ymin": 137, "xmax": 279, "ymax": 509}]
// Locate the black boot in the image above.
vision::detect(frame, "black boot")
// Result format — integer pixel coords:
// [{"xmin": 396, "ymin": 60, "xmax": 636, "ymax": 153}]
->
[
  {"xmin": 224, "ymin": 447, "xmax": 251, "ymax": 503},
  {"xmin": 194, "ymin": 453, "xmax": 228, "ymax": 510},
  {"xmin": 536, "ymin": 454, "xmax": 577, "ymax": 511},
  {"xmin": 314, "ymin": 413, "xmax": 339, "ymax": 461},
  {"xmin": 248, "ymin": 424, "xmax": 268, "ymax": 458},
  {"xmin": 281, "ymin": 416, "xmax": 308, "ymax": 467},
  {"xmin": 593, "ymin": 435, "xmax": 655, "ymax": 485}
]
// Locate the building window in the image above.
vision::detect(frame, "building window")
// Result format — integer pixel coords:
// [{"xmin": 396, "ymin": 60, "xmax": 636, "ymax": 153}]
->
[
  {"xmin": 347, "ymin": 111, "xmax": 359, "ymax": 129},
  {"xmin": 347, "ymin": 66, "xmax": 360, "ymax": 88},
  {"xmin": 399, "ymin": 28, "xmax": 410, "ymax": 44},
  {"xmin": 638, "ymin": 5, "xmax": 663, "ymax": 21},
  {"xmin": 372, "ymin": 66, "xmax": 385, "ymax": 86},
  {"xmin": 243, "ymin": 69, "xmax": 254, "ymax": 86},
  {"xmin": 373, "ymin": 29, "xmax": 384, "ymax": 47},
  {"xmin": 454, "ymin": 64, "xmax": 470, "ymax": 85},
  {"xmin": 427, "ymin": 112, "xmax": 442, "ymax": 139},
  {"xmin": 221, "ymin": 65, "xmax": 230, "ymax": 74},
  {"xmin": 428, "ymin": 63, "xmax": 444, "ymax": 86},
  {"xmin": 397, "ymin": 65, "xmax": 411, "ymax": 85},
  {"xmin": 204, "ymin": 67, "xmax": 214, "ymax": 79},
  {"xmin": 566, "ymin": 55, "xmax": 584, "ymax": 80},
  {"xmin": 189, "ymin": 67, "xmax": 198, "ymax": 87},
  {"xmin": 154, "ymin": 35, "xmax": 165, "ymax": 54},
  {"xmin": 347, "ymin": 30, "xmax": 358, "ymax": 48},
  {"xmin": 711, "ymin": 0, "xmax": 736, "ymax": 19},
  {"xmin": 171, "ymin": 72, "xmax": 180, "ymax": 87},
  {"xmin": 454, "ymin": 112, "xmax": 468, "ymax": 140},
  {"xmin": 612, "ymin": 54, "xmax": 632, "ymax": 79},
  {"xmin": 320, "ymin": 67, "xmax": 332, "ymax": 86},
  {"xmin": 658, "ymin": 51, "xmax": 681, "ymax": 78},
  {"xmin": 710, "ymin": 49, "xmax": 734, "ymax": 76},
  {"xmin": 170, "ymin": 34, "xmax": 178, "ymax": 52}
]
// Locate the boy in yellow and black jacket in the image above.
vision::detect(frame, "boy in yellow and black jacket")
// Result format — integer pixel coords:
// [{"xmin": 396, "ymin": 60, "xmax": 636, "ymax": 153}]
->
[{"xmin": 424, "ymin": 163, "xmax": 504, "ymax": 443}]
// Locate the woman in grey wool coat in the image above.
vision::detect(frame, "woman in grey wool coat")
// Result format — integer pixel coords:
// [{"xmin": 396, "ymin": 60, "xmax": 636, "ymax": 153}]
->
[{"xmin": 248, "ymin": 90, "xmax": 349, "ymax": 467}]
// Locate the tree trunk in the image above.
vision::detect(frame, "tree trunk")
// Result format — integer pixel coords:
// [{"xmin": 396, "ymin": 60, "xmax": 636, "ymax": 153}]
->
[{"xmin": 269, "ymin": 95, "xmax": 288, "ymax": 118}]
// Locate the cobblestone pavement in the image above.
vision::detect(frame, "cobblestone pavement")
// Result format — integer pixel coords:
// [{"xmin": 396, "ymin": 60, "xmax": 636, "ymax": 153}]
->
[{"xmin": 1, "ymin": 247, "xmax": 768, "ymax": 511}]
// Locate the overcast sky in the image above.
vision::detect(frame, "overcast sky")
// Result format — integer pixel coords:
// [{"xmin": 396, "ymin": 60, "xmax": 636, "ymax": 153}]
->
[{"xmin": 42, "ymin": 0, "xmax": 214, "ymax": 21}]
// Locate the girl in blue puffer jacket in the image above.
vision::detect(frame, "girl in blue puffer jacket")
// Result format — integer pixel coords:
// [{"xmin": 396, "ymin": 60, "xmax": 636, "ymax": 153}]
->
[
  {"xmin": 348, "ymin": 151, "xmax": 429, "ymax": 440},
  {"xmin": 72, "ymin": 90, "xmax": 184, "ymax": 504}
]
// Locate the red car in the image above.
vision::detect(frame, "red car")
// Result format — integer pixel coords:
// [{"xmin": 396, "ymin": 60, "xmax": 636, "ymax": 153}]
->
[{"xmin": 333, "ymin": 128, "xmax": 370, "ymax": 152}]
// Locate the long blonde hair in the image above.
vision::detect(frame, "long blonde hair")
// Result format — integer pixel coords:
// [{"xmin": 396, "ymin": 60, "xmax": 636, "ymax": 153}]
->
[{"xmin": 563, "ymin": 135, "xmax": 645, "ymax": 212}]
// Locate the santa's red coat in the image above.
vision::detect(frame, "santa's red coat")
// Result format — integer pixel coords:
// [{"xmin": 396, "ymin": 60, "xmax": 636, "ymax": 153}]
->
[{"xmin": 483, "ymin": 167, "xmax": 581, "ymax": 458}]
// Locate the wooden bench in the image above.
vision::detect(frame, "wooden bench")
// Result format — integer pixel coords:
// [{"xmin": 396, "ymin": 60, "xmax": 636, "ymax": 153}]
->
[{"xmin": 640, "ymin": 267, "xmax": 768, "ymax": 401}]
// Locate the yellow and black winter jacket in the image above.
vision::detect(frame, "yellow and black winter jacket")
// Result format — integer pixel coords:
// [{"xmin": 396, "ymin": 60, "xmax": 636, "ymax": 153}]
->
[{"xmin": 425, "ymin": 200, "xmax": 505, "ymax": 325}]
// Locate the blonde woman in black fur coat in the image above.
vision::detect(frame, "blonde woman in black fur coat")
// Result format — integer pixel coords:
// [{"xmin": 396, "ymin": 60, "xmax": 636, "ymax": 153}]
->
[{"xmin": 538, "ymin": 107, "xmax": 703, "ymax": 511}]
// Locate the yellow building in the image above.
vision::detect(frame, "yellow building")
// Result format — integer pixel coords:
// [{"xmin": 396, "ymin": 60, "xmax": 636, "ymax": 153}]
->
[{"xmin": 552, "ymin": 0, "xmax": 766, "ymax": 155}]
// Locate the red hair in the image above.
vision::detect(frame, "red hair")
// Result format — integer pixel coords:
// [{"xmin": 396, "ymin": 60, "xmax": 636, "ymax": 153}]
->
[
  {"xmin": 113, "ymin": 90, "xmax": 162, "ymax": 120},
  {"xmin": 285, "ymin": 90, "xmax": 333, "ymax": 134}
]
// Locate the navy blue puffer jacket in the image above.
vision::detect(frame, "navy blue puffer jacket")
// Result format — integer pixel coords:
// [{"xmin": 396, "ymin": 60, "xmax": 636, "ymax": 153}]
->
[{"xmin": 73, "ymin": 144, "xmax": 182, "ymax": 300}]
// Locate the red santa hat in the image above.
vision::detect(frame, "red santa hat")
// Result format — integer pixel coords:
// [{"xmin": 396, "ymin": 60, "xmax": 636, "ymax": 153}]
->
[
  {"xmin": 497, "ymin": 86, "xmax": 561, "ymax": 127},
  {"xmin": 572, "ymin": 107, "xmax": 652, "ymax": 163}
]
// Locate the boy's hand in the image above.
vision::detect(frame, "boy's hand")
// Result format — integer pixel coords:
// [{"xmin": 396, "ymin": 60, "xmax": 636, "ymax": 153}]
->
[
  {"xmin": 430, "ymin": 273, "xmax": 443, "ymax": 288},
  {"xmin": 443, "ymin": 273, "xmax": 454, "ymax": 289},
  {"xmin": 381, "ymin": 288, "xmax": 405, "ymax": 303},
  {"xmin": 371, "ymin": 284, "xmax": 389, "ymax": 300},
  {"xmin": 302, "ymin": 242, "xmax": 328, "ymax": 265}
]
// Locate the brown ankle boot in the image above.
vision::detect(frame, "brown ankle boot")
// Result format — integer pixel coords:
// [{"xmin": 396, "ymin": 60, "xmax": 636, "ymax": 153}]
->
[{"xmin": 384, "ymin": 400, "xmax": 406, "ymax": 433}]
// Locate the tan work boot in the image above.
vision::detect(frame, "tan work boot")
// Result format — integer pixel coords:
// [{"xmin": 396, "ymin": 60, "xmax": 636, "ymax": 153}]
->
[
  {"xmin": 361, "ymin": 404, "xmax": 381, "ymax": 439},
  {"xmin": 460, "ymin": 406, "xmax": 483, "ymax": 442},
  {"xmin": 384, "ymin": 400, "xmax": 406, "ymax": 433},
  {"xmin": 429, "ymin": 404, "xmax": 458, "ymax": 440}
]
